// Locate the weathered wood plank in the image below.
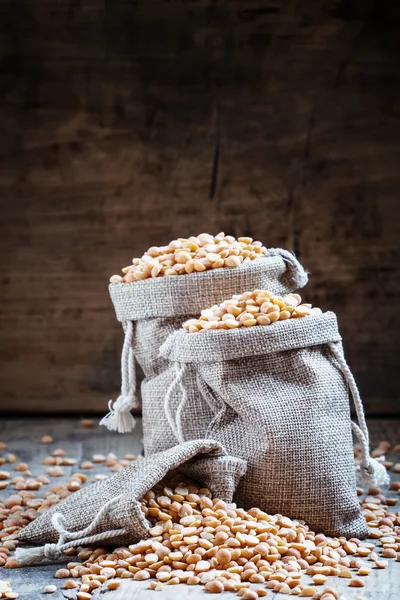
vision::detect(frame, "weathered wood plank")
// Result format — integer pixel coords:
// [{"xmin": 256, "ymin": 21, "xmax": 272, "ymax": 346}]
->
[{"xmin": 0, "ymin": 1, "xmax": 400, "ymax": 414}]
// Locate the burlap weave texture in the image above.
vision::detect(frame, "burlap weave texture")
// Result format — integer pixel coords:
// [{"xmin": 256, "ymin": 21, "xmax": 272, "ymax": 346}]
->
[
  {"xmin": 19, "ymin": 439, "xmax": 245, "ymax": 548},
  {"xmin": 160, "ymin": 312, "xmax": 369, "ymax": 538},
  {"xmin": 109, "ymin": 250, "xmax": 308, "ymax": 455}
]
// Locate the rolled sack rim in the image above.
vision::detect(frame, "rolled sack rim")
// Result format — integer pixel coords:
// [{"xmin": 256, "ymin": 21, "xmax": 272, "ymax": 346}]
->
[
  {"xmin": 108, "ymin": 250, "xmax": 307, "ymax": 322},
  {"xmin": 182, "ymin": 455, "xmax": 248, "ymax": 477},
  {"xmin": 159, "ymin": 311, "xmax": 342, "ymax": 363}
]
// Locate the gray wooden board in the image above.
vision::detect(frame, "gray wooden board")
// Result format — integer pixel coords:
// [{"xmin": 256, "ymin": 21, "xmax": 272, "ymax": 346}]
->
[{"xmin": 0, "ymin": 417, "xmax": 398, "ymax": 600}]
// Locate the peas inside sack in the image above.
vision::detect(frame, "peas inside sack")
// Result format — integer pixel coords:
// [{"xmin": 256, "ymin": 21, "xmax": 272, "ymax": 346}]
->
[{"xmin": 104, "ymin": 233, "xmax": 308, "ymax": 460}]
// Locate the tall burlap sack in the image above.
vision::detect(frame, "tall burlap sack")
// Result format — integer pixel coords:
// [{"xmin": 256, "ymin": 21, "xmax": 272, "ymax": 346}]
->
[
  {"xmin": 160, "ymin": 312, "xmax": 388, "ymax": 538},
  {"xmin": 102, "ymin": 249, "xmax": 308, "ymax": 457},
  {"xmin": 17, "ymin": 439, "xmax": 246, "ymax": 565}
]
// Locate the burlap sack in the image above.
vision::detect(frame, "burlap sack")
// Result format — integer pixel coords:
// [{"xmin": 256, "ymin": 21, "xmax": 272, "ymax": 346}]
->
[
  {"xmin": 17, "ymin": 439, "xmax": 246, "ymax": 565},
  {"xmin": 160, "ymin": 312, "xmax": 388, "ymax": 537},
  {"xmin": 103, "ymin": 249, "xmax": 308, "ymax": 457}
]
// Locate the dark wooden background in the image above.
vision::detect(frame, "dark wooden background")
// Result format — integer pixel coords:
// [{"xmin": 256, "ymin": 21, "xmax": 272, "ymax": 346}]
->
[{"xmin": 0, "ymin": 0, "xmax": 399, "ymax": 415}]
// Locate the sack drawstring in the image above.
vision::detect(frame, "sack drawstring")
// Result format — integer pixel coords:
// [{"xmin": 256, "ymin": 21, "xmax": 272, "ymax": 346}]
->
[
  {"xmin": 164, "ymin": 363, "xmax": 187, "ymax": 443},
  {"xmin": 16, "ymin": 496, "xmax": 126, "ymax": 566},
  {"xmin": 100, "ymin": 321, "xmax": 137, "ymax": 433},
  {"xmin": 329, "ymin": 342, "xmax": 389, "ymax": 487}
]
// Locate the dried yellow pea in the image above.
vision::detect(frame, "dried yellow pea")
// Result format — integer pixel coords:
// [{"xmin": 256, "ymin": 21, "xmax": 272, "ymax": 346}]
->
[{"xmin": 184, "ymin": 290, "xmax": 321, "ymax": 333}]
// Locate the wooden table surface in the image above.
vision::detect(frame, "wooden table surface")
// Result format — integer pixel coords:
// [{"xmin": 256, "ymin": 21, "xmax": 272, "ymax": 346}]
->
[{"xmin": 0, "ymin": 417, "xmax": 399, "ymax": 600}]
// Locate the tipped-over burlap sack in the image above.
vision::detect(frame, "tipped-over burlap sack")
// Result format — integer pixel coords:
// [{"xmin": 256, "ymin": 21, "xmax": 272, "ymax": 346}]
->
[
  {"xmin": 17, "ymin": 439, "xmax": 246, "ymax": 565},
  {"xmin": 103, "ymin": 249, "xmax": 308, "ymax": 457},
  {"xmin": 160, "ymin": 312, "xmax": 388, "ymax": 537}
]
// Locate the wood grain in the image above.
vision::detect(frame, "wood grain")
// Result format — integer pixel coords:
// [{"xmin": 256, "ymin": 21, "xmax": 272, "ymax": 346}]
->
[{"xmin": 0, "ymin": 1, "xmax": 399, "ymax": 413}]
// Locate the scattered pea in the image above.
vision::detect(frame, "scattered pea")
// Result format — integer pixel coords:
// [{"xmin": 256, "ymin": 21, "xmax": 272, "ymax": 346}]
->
[{"xmin": 40, "ymin": 436, "xmax": 53, "ymax": 444}]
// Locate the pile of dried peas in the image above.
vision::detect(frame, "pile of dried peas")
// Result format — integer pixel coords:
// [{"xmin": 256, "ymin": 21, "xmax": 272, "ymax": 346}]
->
[
  {"xmin": 183, "ymin": 291, "xmax": 321, "ymax": 333},
  {"xmin": 109, "ymin": 233, "xmax": 267, "ymax": 283},
  {"xmin": 0, "ymin": 436, "xmax": 400, "ymax": 598}
]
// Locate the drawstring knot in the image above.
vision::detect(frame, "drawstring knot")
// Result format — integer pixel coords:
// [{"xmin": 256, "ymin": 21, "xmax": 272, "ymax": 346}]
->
[
  {"xmin": 42, "ymin": 543, "xmax": 63, "ymax": 562},
  {"xmin": 357, "ymin": 454, "xmax": 388, "ymax": 488},
  {"xmin": 100, "ymin": 321, "xmax": 137, "ymax": 433}
]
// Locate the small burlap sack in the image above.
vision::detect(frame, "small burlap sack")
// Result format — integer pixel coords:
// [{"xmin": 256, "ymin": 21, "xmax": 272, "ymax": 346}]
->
[
  {"xmin": 17, "ymin": 439, "xmax": 246, "ymax": 565},
  {"xmin": 102, "ymin": 249, "xmax": 308, "ymax": 457},
  {"xmin": 160, "ymin": 312, "xmax": 388, "ymax": 537}
]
